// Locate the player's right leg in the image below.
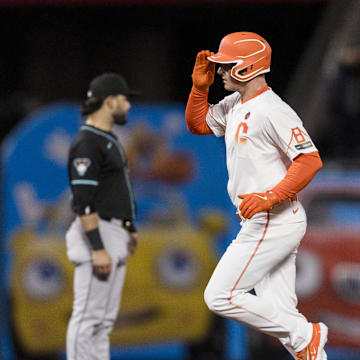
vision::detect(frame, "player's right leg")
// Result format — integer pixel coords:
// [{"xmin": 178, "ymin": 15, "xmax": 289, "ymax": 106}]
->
[
  {"xmin": 254, "ymin": 249, "xmax": 328, "ymax": 359},
  {"xmin": 255, "ymin": 248, "xmax": 306, "ymax": 359}
]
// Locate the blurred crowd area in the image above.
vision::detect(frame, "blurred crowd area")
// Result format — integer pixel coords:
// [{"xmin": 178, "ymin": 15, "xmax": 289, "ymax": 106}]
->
[
  {"xmin": 287, "ymin": 0, "xmax": 360, "ymax": 163},
  {"xmin": 1, "ymin": 1, "xmax": 360, "ymax": 360},
  {"xmin": 318, "ymin": 0, "xmax": 360, "ymax": 160},
  {"xmin": 0, "ymin": 1, "xmax": 325, "ymax": 142}
]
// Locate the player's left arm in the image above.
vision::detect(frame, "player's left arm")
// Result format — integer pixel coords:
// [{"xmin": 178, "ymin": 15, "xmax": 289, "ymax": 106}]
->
[
  {"xmin": 271, "ymin": 151, "xmax": 322, "ymax": 202},
  {"xmin": 238, "ymin": 152, "xmax": 322, "ymax": 219},
  {"xmin": 238, "ymin": 109, "xmax": 322, "ymax": 219}
]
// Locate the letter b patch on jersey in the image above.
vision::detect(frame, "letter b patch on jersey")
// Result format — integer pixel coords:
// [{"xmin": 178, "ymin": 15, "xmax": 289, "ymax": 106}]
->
[
  {"xmin": 291, "ymin": 127, "xmax": 306, "ymax": 144},
  {"xmin": 73, "ymin": 158, "xmax": 91, "ymax": 176},
  {"xmin": 290, "ymin": 127, "xmax": 314, "ymax": 150}
]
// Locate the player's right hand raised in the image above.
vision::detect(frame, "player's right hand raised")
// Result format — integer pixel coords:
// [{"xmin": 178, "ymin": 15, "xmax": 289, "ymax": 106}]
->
[
  {"xmin": 192, "ymin": 50, "xmax": 215, "ymax": 91},
  {"xmin": 92, "ymin": 249, "xmax": 112, "ymax": 281}
]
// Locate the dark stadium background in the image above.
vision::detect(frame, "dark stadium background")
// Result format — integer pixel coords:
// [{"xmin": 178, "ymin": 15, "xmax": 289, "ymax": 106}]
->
[{"xmin": 0, "ymin": 0, "xmax": 326, "ymax": 143}]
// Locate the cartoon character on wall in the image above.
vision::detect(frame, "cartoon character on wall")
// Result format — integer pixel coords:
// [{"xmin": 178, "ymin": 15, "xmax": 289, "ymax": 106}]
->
[{"xmin": 10, "ymin": 195, "xmax": 224, "ymax": 353}]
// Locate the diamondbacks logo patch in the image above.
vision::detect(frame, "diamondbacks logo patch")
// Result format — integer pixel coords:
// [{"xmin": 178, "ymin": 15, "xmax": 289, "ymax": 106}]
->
[{"xmin": 73, "ymin": 158, "xmax": 91, "ymax": 176}]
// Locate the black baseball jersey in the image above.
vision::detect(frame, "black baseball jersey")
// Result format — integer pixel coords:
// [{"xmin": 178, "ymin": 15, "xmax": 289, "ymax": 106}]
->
[{"xmin": 68, "ymin": 124, "xmax": 136, "ymax": 220}]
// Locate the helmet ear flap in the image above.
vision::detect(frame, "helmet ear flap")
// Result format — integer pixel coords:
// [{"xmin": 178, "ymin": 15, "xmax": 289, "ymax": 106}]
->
[
  {"xmin": 231, "ymin": 63, "xmax": 249, "ymax": 81},
  {"xmin": 231, "ymin": 61, "xmax": 269, "ymax": 82}
]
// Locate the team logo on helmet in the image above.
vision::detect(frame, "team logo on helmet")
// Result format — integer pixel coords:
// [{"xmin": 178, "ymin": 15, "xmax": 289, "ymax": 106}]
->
[{"xmin": 73, "ymin": 158, "xmax": 91, "ymax": 176}]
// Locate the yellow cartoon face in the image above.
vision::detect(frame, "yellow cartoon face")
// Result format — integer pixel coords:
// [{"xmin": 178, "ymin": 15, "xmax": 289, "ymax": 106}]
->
[
  {"xmin": 10, "ymin": 230, "xmax": 74, "ymax": 354},
  {"xmin": 10, "ymin": 212, "xmax": 225, "ymax": 354},
  {"xmin": 111, "ymin": 223, "xmax": 218, "ymax": 345}
]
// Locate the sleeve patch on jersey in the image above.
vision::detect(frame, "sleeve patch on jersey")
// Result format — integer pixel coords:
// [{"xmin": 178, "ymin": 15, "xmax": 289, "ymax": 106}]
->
[
  {"xmin": 73, "ymin": 158, "xmax": 91, "ymax": 176},
  {"xmin": 295, "ymin": 141, "xmax": 313, "ymax": 150}
]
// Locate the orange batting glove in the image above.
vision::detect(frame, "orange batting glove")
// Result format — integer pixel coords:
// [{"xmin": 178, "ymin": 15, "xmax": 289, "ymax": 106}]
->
[
  {"xmin": 237, "ymin": 191, "xmax": 280, "ymax": 219},
  {"xmin": 192, "ymin": 50, "xmax": 215, "ymax": 92}
]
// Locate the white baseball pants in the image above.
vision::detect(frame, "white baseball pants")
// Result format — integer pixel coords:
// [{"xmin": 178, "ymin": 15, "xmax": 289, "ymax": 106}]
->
[
  {"xmin": 65, "ymin": 217, "xmax": 130, "ymax": 360},
  {"xmin": 204, "ymin": 202, "xmax": 313, "ymax": 357}
]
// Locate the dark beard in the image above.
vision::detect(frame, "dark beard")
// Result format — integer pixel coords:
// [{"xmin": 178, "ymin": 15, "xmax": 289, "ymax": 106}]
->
[{"xmin": 113, "ymin": 113, "xmax": 127, "ymax": 125}]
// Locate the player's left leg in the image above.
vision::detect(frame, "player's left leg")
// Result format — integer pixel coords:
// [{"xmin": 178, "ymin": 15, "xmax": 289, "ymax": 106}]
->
[{"xmin": 91, "ymin": 262, "xmax": 127, "ymax": 360}]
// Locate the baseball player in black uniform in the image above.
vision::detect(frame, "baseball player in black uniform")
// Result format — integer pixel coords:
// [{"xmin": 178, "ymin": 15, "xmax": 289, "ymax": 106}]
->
[{"xmin": 65, "ymin": 73, "xmax": 137, "ymax": 360}]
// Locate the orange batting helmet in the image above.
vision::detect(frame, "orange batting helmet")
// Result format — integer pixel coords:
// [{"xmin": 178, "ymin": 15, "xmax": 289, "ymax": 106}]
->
[{"xmin": 208, "ymin": 32, "xmax": 272, "ymax": 82}]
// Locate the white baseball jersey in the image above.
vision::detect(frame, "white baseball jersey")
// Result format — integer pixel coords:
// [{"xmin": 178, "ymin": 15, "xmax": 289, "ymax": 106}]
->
[
  {"xmin": 206, "ymin": 86, "xmax": 317, "ymax": 208},
  {"xmin": 202, "ymin": 86, "xmax": 328, "ymax": 358}
]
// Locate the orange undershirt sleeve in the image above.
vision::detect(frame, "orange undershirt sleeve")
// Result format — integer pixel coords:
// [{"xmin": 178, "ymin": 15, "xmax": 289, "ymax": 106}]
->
[
  {"xmin": 271, "ymin": 151, "xmax": 323, "ymax": 202},
  {"xmin": 185, "ymin": 86, "xmax": 213, "ymax": 135}
]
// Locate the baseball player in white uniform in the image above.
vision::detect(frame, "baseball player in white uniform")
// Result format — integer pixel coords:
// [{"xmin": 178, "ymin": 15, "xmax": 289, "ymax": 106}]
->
[{"xmin": 185, "ymin": 32, "xmax": 328, "ymax": 360}]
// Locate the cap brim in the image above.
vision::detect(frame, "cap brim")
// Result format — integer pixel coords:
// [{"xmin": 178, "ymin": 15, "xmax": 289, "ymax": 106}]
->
[{"xmin": 207, "ymin": 52, "xmax": 240, "ymax": 64}]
